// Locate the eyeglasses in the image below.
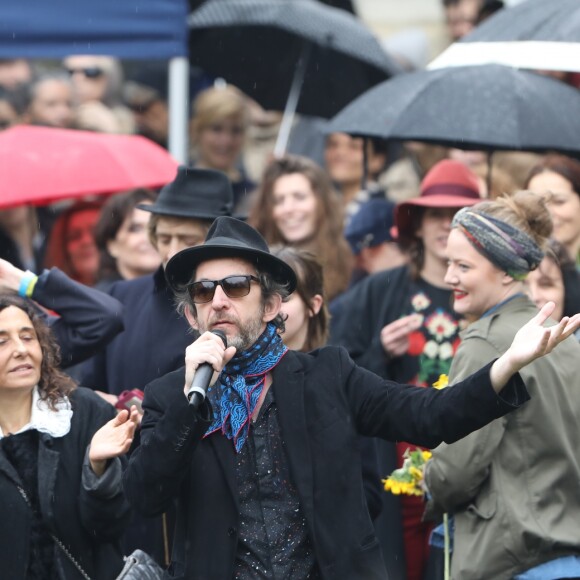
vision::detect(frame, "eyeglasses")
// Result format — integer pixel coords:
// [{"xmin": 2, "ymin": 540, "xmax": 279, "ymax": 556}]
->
[
  {"xmin": 66, "ymin": 67, "xmax": 105, "ymax": 79},
  {"xmin": 188, "ymin": 275, "xmax": 260, "ymax": 304}
]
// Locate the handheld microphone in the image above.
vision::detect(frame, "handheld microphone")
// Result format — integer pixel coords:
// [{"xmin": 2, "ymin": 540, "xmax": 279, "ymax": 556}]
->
[{"xmin": 187, "ymin": 329, "xmax": 227, "ymax": 409}]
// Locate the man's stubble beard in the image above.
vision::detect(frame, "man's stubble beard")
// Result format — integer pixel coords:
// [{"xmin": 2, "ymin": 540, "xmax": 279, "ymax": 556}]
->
[{"xmin": 197, "ymin": 303, "xmax": 266, "ymax": 353}]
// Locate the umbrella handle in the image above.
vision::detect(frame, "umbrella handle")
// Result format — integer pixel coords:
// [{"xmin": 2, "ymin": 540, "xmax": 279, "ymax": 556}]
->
[{"xmin": 274, "ymin": 40, "xmax": 312, "ymax": 158}]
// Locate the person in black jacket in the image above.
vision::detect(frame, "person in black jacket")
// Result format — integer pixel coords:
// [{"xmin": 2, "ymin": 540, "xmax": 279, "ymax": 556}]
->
[
  {"xmin": 0, "ymin": 294, "xmax": 137, "ymax": 580},
  {"xmin": 0, "ymin": 256, "xmax": 124, "ymax": 368},
  {"xmin": 124, "ymin": 216, "xmax": 579, "ymax": 580}
]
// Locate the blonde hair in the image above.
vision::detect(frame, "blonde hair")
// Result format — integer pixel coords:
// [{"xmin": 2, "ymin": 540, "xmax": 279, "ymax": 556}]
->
[
  {"xmin": 474, "ymin": 190, "xmax": 553, "ymax": 250},
  {"xmin": 190, "ymin": 85, "xmax": 249, "ymax": 138}
]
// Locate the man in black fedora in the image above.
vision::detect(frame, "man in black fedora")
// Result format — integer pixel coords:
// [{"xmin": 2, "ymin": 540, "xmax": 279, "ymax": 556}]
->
[
  {"xmin": 124, "ymin": 216, "xmax": 579, "ymax": 580},
  {"xmin": 81, "ymin": 166, "xmax": 233, "ymax": 397}
]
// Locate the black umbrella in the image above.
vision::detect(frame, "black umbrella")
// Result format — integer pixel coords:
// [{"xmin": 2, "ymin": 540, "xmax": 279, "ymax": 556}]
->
[
  {"xmin": 463, "ymin": 0, "xmax": 580, "ymax": 43},
  {"xmin": 430, "ymin": 0, "xmax": 580, "ymax": 72},
  {"xmin": 327, "ymin": 64, "xmax": 580, "ymax": 156},
  {"xmin": 188, "ymin": 0, "xmax": 401, "ymax": 154}
]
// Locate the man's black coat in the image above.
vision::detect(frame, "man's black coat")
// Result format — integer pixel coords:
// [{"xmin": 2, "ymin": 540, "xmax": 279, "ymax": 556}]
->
[{"xmin": 124, "ymin": 346, "xmax": 527, "ymax": 580}]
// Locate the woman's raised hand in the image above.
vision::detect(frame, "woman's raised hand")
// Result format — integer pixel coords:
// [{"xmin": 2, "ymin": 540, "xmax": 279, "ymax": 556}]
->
[
  {"xmin": 508, "ymin": 302, "xmax": 580, "ymax": 368},
  {"xmin": 88, "ymin": 406, "xmax": 140, "ymax": 476},
  {"xmin": 490, "ymin": 302, "xmax": 580, "ymax": 392}
]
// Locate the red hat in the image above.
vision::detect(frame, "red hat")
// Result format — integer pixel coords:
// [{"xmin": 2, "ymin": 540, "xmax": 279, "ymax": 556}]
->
[{"xmin": 394, "ymin": 159, "xmax": 481, "ymax": 243}]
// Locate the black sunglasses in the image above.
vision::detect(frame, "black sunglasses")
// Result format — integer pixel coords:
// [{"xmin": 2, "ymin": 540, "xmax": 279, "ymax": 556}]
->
[
  {"xmin": 66, "ymin": 67, "xmax": 105, "ymax": 79},
  {"xmin": 189, "ymin": 275, "xmax": 260, "ymax": 304}
]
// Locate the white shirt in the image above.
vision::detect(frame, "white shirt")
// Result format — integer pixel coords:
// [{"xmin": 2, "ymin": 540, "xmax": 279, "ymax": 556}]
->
[{"xmin": 0, "ymin": 386, "xmax": 72, "ymax": 439}]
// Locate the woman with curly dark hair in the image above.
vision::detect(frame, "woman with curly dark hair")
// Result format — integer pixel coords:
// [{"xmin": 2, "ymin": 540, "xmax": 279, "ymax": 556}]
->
[{"xmin": 0, "ymin": 295, "xmax": 138, "ymax": 580}]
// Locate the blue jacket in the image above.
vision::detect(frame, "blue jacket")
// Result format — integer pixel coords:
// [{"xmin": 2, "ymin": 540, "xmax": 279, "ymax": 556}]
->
[{"xmin": 32, "ymin": 268, "xmax": 124, "ymax": 368}]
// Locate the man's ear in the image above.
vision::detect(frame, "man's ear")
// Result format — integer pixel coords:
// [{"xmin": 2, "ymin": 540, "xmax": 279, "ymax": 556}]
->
[
  {"xmin": 262, "ymin": 293, "xmax": 282, "ymax": 323},
  {"xmin": 184, "ymin": 307, "xmax": 199, "ymax": 330}
]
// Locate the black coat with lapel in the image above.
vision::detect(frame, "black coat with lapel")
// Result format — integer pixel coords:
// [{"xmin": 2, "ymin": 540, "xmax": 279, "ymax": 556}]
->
[
  {"xmin": 0, "ymin": 388, "xmax": 130, "ymax": 580},
  {"xmin": 124, "ymin": 346, "xmax": 527, "ymax": 579}
]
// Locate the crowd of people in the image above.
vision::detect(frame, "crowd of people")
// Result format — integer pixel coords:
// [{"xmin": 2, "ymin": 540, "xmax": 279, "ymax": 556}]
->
[{"xmin": 1, "ymin": 1, "xmax": 580, "ymax": 579}]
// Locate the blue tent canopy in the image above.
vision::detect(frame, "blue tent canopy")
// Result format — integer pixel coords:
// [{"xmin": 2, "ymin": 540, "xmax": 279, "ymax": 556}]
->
[{"xmin": 0, "ymin": 0, "xmax": 188, "ymax": 59}]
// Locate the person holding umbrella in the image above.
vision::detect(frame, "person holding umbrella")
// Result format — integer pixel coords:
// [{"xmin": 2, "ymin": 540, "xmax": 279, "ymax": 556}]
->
[{"xmin": 123, "ymin": 214, "xmax": 579, "ymax": 579}]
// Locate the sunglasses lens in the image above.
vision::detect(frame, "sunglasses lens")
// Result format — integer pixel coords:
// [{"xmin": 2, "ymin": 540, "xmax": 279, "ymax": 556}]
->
[
  {"xmin": 190, "ymin": 281, "xmax": 216, "ymax": 304},
  {"xmin": 66, "ymin": 67, "xmax": 104, "ymax": 79},
  {"xmin": 222, "ymin": 276, "xmax": 251, "ymax": 298},
  {"xmin": 84, "ymin": 67, "xmax": 104, "ymax": 78},
  {"xmin": 189, "ymin": 276, "xmax": 255, "ymax": 303}
]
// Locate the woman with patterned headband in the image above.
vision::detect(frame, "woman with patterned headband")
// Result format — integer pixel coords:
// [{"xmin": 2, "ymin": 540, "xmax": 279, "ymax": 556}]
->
[{"xmin": 424, "ymin": 191, "xmax": 580, "ymax": 579}]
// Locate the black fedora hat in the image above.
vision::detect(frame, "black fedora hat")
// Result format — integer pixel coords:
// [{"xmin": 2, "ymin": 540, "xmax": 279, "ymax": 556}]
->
[
  {"xmin": 165, "ymin": 216, "xmax": 297, "ymax": 293},
  {"xmin": 139, "ymin": 166, "xmax": 233, "ymax": 220}
]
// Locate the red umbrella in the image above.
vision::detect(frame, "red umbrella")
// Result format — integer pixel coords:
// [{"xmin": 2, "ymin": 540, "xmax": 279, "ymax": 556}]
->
[{"xmin": 0, "ymin": 125, "xmax": 179, "ymax": 208}]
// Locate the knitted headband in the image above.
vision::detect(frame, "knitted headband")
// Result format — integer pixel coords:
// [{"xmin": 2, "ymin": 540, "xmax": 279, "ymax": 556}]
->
[{"xmin": 452, "ymin": 207, "xmax": 544, "ymax": 280}]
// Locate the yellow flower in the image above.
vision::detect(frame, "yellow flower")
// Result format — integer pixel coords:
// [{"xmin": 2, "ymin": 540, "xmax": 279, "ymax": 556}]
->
[
  {"xmin": 409, "ymin": 466, "xmax": 423, "ymax": 481},
  {"xmin": 433, "ymin": 374, "xmax": 449, "ymax": 389},
  {"xmin": 383, "ymin": 447, "xmax": 433, "ymax": 497}
]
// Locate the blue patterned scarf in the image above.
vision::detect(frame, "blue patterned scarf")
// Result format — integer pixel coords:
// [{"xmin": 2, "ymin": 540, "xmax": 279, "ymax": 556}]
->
[{"xmin": 204, "ymin": 322, "xmax": 288, "ymax": 452}]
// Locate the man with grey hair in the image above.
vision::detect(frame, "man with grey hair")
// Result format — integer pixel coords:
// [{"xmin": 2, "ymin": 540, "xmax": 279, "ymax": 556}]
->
[{"xmin": 124, "ymin": 216, "xmax": 579, "ymax": 580}]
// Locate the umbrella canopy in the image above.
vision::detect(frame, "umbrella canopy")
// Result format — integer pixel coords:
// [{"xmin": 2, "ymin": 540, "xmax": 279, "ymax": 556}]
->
[
  {"xmin": 429, "ymin": 0, "xmax": 580, "ymax": 72},
  {"xmin": 327, "ymin": 64, "xmax": 580, "ymax": 155},
  {"xmin": 188, "ymin": 0, "xmax": 401, "ymax": 119},
  {"xmin": 0, "ymin": 126, "xmax": 178, "ymax": 209}
]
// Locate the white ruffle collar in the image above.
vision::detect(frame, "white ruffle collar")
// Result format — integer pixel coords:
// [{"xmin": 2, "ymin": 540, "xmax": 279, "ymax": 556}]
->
[{"xmin": 0, "ymin": 387, "xmax": 72, "ymax": 439}]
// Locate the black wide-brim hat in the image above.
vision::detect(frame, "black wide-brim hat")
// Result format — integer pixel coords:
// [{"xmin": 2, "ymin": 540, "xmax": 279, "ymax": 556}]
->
[
  {"xmin": 139, "ymin": 166, "xmax": 233, "ymax": 220},
  {"xmin": 165, "ymin": 216, "xmax": 297, "ymax": 293}
]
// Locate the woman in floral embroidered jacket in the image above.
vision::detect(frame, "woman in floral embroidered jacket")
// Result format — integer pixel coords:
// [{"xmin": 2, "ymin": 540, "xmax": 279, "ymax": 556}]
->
[{"xmin": 0, "ymin": 295, "xmax": 138, "ymax": 580}]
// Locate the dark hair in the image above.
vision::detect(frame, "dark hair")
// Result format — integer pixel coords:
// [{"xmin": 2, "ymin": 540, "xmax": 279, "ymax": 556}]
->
[
  {"xmin": 544, "ymin": 239, "xmax": 580, "ymax": 318},
  {"xmin": 525, "ymin": 154, "xmax": 580, "ymax": 197},
  {"xmin": 249, "ymin": 154, "xmax": 353, "ymax": 300},
  {"xmin": 272, "ymin": 247, "xmax": 329, "ymax": 351},
  {"xmin": 0, "ymin": 295, "xmax": 76, "ymax": 410},
  {"xmin": 23, "ymin": 72, "xmax": 71, "ymax": 111},
  {"xmin": 0, "ymin": 85, "xmax": 27, "ymax": 116},
  {"xmin": 400, "ymin": 207, "xmax": 427, "ymax": 280},
  {"xmin": 94, "ymin": 188, "xmax": 157, "ymax": 281}
]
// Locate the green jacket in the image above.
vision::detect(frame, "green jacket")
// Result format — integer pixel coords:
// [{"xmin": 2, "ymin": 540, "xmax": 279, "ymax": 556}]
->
[{"xmin": 425, "ymin": 295, "xmax": 580, "ymax": 580}]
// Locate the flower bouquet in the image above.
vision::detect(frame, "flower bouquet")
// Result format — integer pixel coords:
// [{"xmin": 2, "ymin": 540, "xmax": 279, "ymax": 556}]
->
[{"xmin": 382, "ymin": 448, "xmax": 432, "ymax": 496}]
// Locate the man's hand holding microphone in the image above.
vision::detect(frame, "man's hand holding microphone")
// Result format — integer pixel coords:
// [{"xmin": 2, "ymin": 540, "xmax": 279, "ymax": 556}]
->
[{"xmin": 184, "ymin": 330, "xmax": 237, "ymax": 408}]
